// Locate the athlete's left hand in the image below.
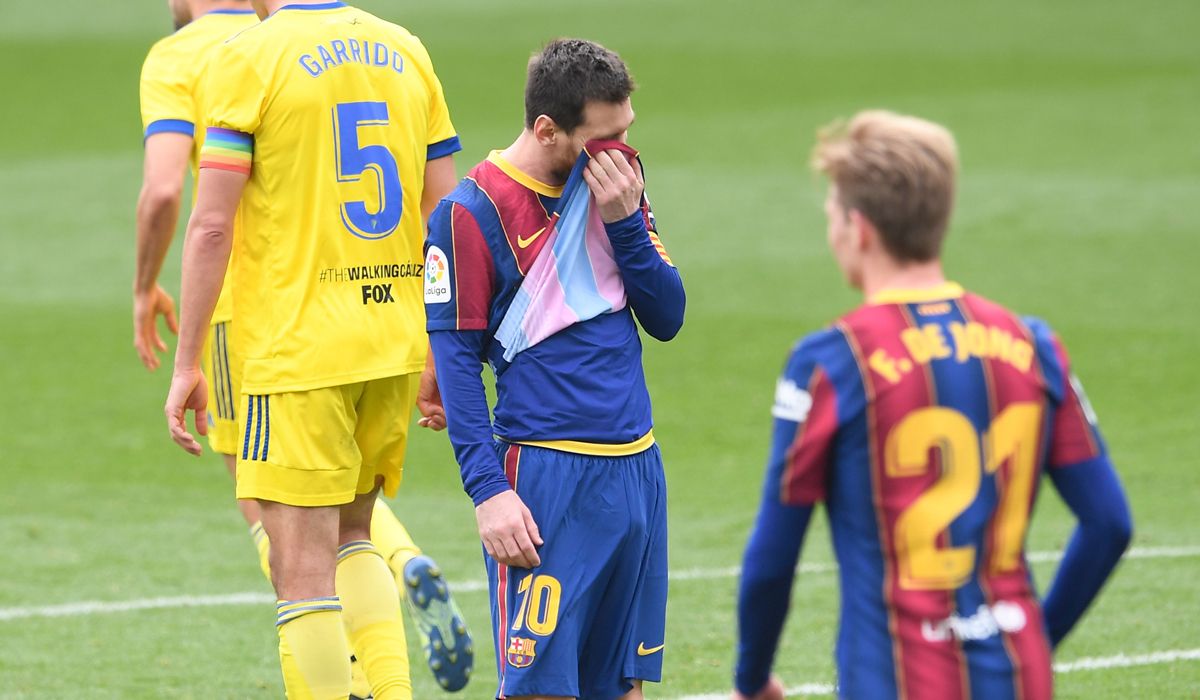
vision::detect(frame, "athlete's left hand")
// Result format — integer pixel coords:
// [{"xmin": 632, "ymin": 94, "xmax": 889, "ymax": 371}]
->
[
  {"xmin": 416, "ymin": 363, "xmax": 446, "ymax": 431},
  {"xmin": 165, "ymin": 367, "xmax": 208, "ymax": 456},
  {"xmin": 583, "ymin": 149, "xmax": 644, "ymax": 223},
  {"xmin": 133, "ymin": 284, "xmax": 179, "ymax": 371},
  {"xmin": 732, "ymin": 676, "xmax": 785, "ymax": 700}
]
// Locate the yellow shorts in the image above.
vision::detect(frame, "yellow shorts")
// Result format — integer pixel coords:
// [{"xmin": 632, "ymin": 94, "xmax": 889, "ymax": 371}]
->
[
  {"xmin": 234, "ymin": 374, "xmax": 418, "ymax": 507},
  {"xmin": 203, "ymin": 321, "xmax": 241, "ymax": 455}
]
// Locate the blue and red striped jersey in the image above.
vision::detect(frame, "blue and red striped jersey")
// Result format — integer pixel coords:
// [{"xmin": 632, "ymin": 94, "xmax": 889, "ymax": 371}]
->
[
  {"xmin": 424, "ymin": 150, "xmax": 684, "ymax": 505},
  {"xmin": 770, "ymin": 283, "xmax": 1106, "ymax": 700}
]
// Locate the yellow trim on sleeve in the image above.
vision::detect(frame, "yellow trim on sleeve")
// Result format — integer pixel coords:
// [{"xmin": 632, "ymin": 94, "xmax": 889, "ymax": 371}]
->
[
  {"xmin": 486, "ymin": 151, "xmax": 564, "ymax": 198},
  {"xmin": 869, "ymin": 282, "xmax": 964, "ymax": 305},
  {"xmin": 513, "ymin": 430, "xmax": 656, "ymax": 457}
]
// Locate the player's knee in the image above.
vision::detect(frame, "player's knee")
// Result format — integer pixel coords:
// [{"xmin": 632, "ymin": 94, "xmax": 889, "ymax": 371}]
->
[
  {"xmin": 338, "ymin": 505, "xmax": 374, "ymax": 544},
  {"xmin": 338, "ymin": 485, "xmax": 382, "ymax": 543}
]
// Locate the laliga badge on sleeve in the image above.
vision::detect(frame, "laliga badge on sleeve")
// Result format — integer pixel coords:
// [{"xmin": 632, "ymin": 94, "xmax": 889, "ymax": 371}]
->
[{"xmin": 424, "ymin": 245, "xmax": 452, "ymax": 304}]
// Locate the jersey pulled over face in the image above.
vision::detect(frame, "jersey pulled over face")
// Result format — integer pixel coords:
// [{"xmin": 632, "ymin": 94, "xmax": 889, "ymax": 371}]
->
[
  {"xmin": 425, "ymin": 152, "xmax": 669, "ymax": 447},
  {"xmin": 200, "ymin": 2, "xmax": 460, "ymax": 394},
  {"xmin": 139, "ymin": 8, "xmax": 259, "ymax": 323},
  {"xmin": 773, "ymin": 283, "xmax": 1106, "ymax": 700}
]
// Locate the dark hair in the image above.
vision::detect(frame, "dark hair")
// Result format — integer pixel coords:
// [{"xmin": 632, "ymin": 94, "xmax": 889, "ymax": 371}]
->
[{"xmin": 524, "ymin": 39, "xmax": 635, "ymax": 133}]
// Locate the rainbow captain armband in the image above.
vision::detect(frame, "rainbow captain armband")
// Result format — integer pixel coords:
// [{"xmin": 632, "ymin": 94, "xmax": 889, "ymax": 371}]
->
[{"xmin": 199, "ymin": 127, "xmax": 253, "ymax": 174}]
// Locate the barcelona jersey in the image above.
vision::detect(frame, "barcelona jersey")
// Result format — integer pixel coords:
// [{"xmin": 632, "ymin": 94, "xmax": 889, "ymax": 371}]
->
[
  {"xmin": 139, "ymin": 8, "xmax": 258, "ymax": 323},
  {"xmin": 771, "ymin": 283, "xmax": 1107, "ymax": 700},
  {"xmin": 199, "ymin": 1, "xmax": 460, "ymax": 394},
  {"xmin": 425, "ymin": 151, "xmax": 678, "ymax": 450}
]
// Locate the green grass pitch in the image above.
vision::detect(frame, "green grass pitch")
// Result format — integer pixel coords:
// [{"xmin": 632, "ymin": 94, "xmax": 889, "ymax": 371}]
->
[{"xmin": 1, "ymin": 0, "xmax": 1197, "ymax": 697}]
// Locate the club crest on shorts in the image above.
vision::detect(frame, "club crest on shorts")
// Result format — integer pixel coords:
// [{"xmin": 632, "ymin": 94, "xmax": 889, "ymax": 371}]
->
[{"xmin": 507, "ymin": 637, "xmax": 537, "ymax": 668}]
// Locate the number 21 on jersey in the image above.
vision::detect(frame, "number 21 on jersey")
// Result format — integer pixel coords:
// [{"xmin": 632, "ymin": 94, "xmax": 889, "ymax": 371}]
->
[{"xmin": 886, "ymin": 402, "xmax": 1043, "ymax": 590}]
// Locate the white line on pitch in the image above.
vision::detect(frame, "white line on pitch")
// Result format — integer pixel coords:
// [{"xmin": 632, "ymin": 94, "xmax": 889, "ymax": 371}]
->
[
  {"xmin": 0, "ymin": 546, "xmax": 1196, "ymax": 623},
  {"xmin": 1053, "ymin": 647, "xmax": 1200, "ymax": 672},
  {"xmin": 0, "ymin": 592, "xmax": 273, "ymax": 621},
  {"xmin": 672, "ymin": 648, "xmax": 1200, "ymax": 700}
]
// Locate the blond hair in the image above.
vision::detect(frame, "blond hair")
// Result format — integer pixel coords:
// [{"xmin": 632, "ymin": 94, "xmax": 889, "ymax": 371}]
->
[{"xmin": 812, "ymin": 110, "xmax": 959, "ymax": 262}]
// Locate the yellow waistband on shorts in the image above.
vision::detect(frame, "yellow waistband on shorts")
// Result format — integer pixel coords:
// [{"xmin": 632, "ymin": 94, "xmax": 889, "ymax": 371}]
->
[{"xmin": 508, "ymin": 430, "xmax": 656, "ymax": 457}]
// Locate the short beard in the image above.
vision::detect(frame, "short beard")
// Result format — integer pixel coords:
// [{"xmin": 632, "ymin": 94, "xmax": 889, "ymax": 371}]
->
[
  {"xmin": 549, "ymin": 149, "xmax": 581, "ymax": 185},
  {"xmin": 549, "ymin": 164, "xmax": 572, "ymax": 184}
]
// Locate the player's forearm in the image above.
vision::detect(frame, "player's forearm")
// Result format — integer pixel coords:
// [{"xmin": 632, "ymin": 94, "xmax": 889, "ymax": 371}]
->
[
  {"xmin": 1042, "ymin": 456, "xmax": 1132, "ymax": 647},
  {"xmin": 604, "ymin": 211, "xmax": 686, "ymax": 340},
  {"xmin": 174, "ymin": 214, "xmax": 232, "ymax": 370},
  {"xmin": 134, "ymin": 183, "xmax": 182, "ymax": 293},
  {"xmin": 735, "ymin": 499, "xmax": 812, "ymax": 696},
  {"xmin": 429, "ymin": 330, "xmax": 512, "ymax": 505},
  {"xmin": 421, "ymin": 154, "xmax": 457, "ymax": 225}
]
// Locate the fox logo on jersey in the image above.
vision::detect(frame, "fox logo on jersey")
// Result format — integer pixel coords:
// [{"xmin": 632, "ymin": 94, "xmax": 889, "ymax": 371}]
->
[
  {"xmin": 361, "ymin": 283, "xmax": 395, "ymax": 304},
  {"xmin": 507, "ymin": 637, "xmax": 537, "ymax": 668}
]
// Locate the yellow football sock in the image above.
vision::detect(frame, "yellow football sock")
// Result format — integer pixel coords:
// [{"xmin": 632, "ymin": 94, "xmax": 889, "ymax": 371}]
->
[
  {"xmin": 276, "ymin": 599, "xmax": 351, "ymax": 700},
  {"xmin": 250, "ymin": 521, "xmax": 272, "ymax": 583},
  {"xmin": 370, "ymin": 499, "xmax": 422, "ymax": 578},
  {"xmin": 336, "ymin": 541, "xmax": 412, "ymax": 700}
]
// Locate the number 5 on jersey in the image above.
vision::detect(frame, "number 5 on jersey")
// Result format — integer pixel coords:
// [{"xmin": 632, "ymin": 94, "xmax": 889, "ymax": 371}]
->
[{"xmin": 333, "ymin": 101, "xmax": 403, "ymax": 240}]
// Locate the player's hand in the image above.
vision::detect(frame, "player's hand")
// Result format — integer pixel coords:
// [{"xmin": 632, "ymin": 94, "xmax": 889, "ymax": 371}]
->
[
  {"xmin": 165, "ymin": 367, "xmax": 208, "ymax": 456},
  {"xmin": 583, "ymin": 149, "xmax": 644, "ymax": 223},
  {"xmin": 133, "ymin": 284, "xmax": 179, "ymax": 371},
  {"xmin": 416, "ymin": 363, "xmax": 446, "ymax": 431},
  {"xmin": 475, "ymin": 490, "xmax": 543, "ymax": 569},
  {"xmin": 732, "ymin": 676, "xmax": 785, "ymax": 700}
]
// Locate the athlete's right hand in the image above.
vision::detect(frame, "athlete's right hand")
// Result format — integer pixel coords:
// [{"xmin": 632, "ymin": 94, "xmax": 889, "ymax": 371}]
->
[
  {"xmin": 416, "ymin": 363, "xmax": 446, "ymax": 431},
  {"xmin": 165, "ymin": 367, "xmax": 208, "ymax": 456},
  {"xmin": 134, "ymin": 284, "xmax": 179, "ymax": 371},
  {"xmin": 475, "ymin": 490, "xmax": 544, "ymax": 568}
]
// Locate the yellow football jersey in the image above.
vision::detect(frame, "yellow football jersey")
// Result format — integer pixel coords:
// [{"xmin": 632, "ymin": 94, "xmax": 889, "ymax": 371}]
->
[
  {"xmin": 200, "ymin": 2, "xmax": 460, "ymax": 394},
  {"xmin": 139, "ymin": 8, "xmax": 258, "ymax": 324}
]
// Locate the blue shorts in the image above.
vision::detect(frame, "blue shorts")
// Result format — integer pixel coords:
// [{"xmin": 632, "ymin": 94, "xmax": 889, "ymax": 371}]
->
[{"xmin": 485, "ymin": 442, "xmax": 668, "ymax": 700}]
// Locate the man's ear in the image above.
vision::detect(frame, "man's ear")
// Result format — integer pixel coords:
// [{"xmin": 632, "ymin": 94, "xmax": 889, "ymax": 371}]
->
[
  {"xmin": 848, "ymin": 208, "xmax": 875, "ymax": 252},
  {"xmin": 532, "ymin": 115, "xmax": 559, "ymax": 146}
]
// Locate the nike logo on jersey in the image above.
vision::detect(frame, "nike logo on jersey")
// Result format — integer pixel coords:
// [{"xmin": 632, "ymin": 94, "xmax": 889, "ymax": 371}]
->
[
  {"xmin": 517, "ymin": 227, "xmax": 547, "ymax": 249},
  {"xmin": 636, "ymin": 642, "xmax": 665, "ymax": 656}
]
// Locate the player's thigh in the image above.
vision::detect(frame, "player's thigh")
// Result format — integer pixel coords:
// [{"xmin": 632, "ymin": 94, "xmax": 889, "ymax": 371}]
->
[
  {"xmin": 204, "ymin": 321, "xmax": 241, "ymax": 455},
  {"xmin": 235, "ymin": 383, "xmax": 365, "ymax": 507},
  {"xmin": 353, "ymin": 373, "xmax": 418, "ymax": 499}
]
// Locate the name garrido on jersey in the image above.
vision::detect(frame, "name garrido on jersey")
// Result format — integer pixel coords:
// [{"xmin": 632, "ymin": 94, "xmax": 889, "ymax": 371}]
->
[
  {"xmin": 772, "ymin": 378, "xmax": 813, "ymax": 423},
  {"xmin": 298, "ymin": 37, "xmax": 405, "ymax": 78}
]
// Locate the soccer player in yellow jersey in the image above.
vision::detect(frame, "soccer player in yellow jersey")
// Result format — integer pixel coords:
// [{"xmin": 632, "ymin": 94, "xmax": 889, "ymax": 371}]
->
[
  {"xmin": 137, "ymin": 0, "xmax": 260, "ymax": 543},
  {"xmin": 149, "ymin": 1, "xmax": 465, "ymax": 697}
]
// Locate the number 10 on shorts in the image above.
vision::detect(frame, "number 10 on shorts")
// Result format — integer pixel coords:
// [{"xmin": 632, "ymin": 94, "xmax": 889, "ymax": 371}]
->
[{"xmin": 511, "ymin": 574, "xmax": 562, "ymax": 636}]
